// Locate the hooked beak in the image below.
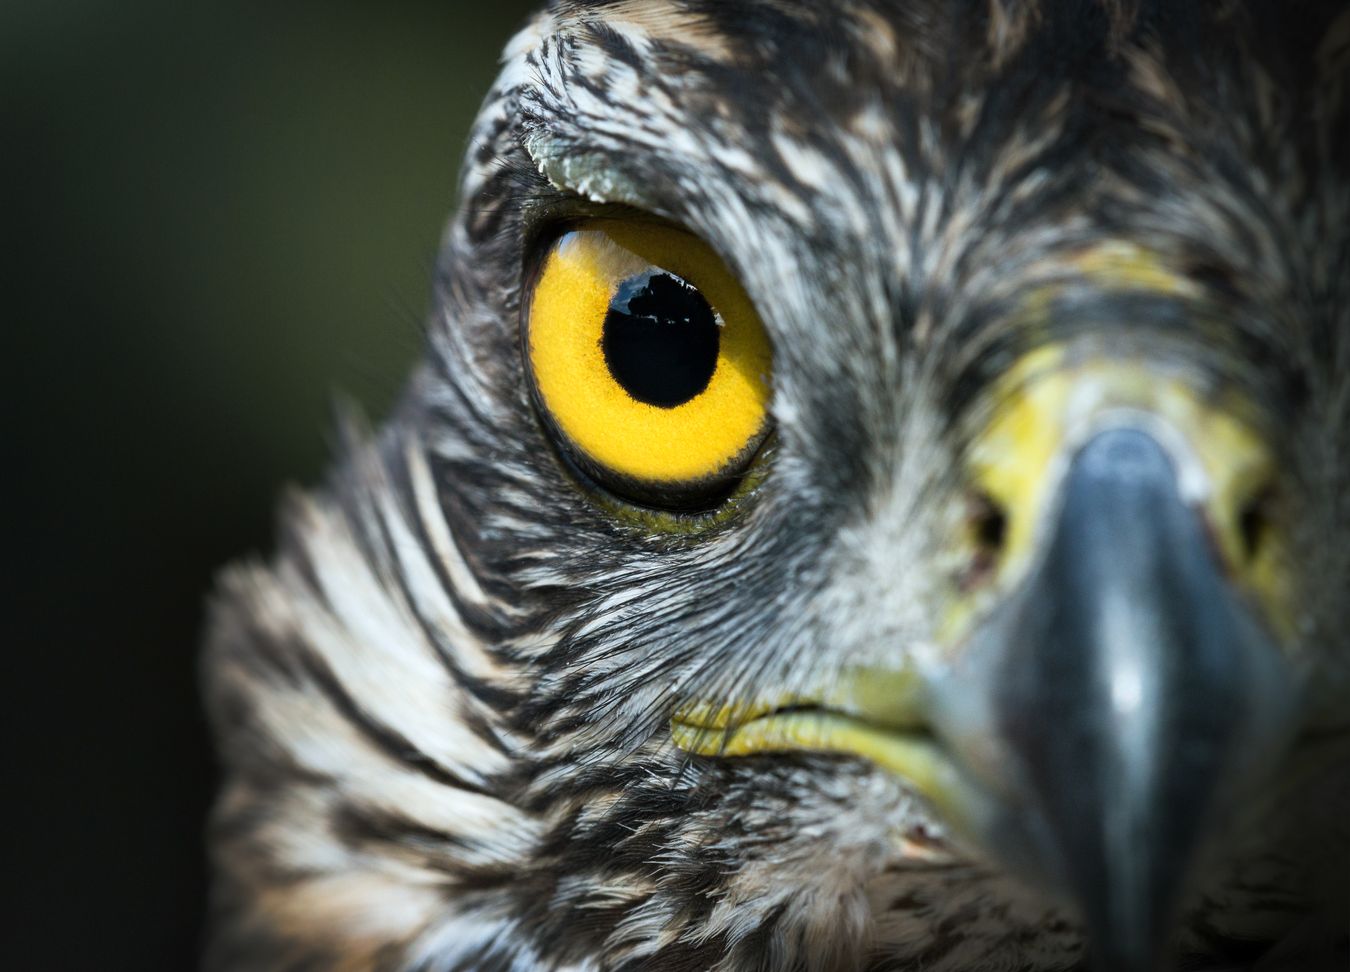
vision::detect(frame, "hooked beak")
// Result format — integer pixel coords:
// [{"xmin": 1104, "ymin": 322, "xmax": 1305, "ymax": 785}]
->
[{"xmin": 929, "ymin": 424, "xmax": 1297, "ymax": 971}]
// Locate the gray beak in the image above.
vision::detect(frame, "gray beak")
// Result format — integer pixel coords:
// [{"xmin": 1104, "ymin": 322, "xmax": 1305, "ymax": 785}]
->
[{"xmin": 931, "ymin": 427, "xmax": 1298, "ymax": 971}]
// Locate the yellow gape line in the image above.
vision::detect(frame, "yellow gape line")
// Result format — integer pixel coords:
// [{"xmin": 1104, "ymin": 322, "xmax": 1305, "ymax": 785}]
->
[{"xmin": 527, "ymin": 221, "xmax": 773, "ymax": 487}]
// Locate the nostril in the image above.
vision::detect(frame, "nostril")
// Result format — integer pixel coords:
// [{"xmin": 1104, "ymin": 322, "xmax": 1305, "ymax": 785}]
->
[
  {"xmin": 961, "ymin": 492, "xmax": 1009, "ymax": 590},
  {"xmin": 974, "ymin": 495, "xmax": 1008, "ymax": 553},
  {"xmin": 1238, "ymin": 488, "xmax": 1274, "ymax": 561}
]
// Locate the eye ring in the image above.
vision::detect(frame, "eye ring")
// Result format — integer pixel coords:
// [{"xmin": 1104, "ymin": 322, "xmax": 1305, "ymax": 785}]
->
[{"xmin": 523, "ymin": 220, "xmax": 773, "ymax": 508}]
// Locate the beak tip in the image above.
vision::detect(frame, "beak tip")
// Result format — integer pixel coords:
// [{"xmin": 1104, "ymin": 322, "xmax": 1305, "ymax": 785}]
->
[{"xmin": 1080, "ymin": 905, "xmax": 1173, "ymax": 972}]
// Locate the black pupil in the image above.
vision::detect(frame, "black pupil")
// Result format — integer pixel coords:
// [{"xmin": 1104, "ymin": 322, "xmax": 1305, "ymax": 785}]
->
[{"xmin": 601, "ymin": 270, "xmax": 720, "ymax": 408}]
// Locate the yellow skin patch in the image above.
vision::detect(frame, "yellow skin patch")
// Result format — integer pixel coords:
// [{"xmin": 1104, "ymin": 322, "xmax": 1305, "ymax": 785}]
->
[
  {"xmin": 937, "ymin": 244, "xmax": 1284, "ymax": 644},
  {"xmin": 958, "ymin": 347, "xmax": 1289, "ymax": 646},
  {"xmin": 528, "ymin": 222, "xmax": 773, "ymax": 485},
  {"xmin": 671, "ymin": 710, "xmax": 974, "ymax": 828},
  {"xmin": 670, "ymin": 666, "xmax": 925, "ymax": 733},
  {"xmin": 1066, "ymin": 240, "xmax": 1200, "ymax": 297}
]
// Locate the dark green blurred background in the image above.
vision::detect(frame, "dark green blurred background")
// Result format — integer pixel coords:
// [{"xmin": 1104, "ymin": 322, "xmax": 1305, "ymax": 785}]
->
[{"xmin": 6, "ymin": 2, "xmax": 537, "ymax": 968}]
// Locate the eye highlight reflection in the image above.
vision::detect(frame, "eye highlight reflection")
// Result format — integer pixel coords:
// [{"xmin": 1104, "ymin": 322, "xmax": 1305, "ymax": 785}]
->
[{"xmin": 601, "ymin": 269, "xmax": 721, "ymax": 409}]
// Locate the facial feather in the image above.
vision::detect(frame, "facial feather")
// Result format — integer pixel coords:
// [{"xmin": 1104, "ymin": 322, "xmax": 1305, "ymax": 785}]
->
[{"xmin": 203, "ymin": 2, "xmax": 1349, "ymax": 970}]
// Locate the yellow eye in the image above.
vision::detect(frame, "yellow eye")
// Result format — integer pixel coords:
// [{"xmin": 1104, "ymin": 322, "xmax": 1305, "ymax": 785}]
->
[{"xmin": 526, "ymin": 221, "xmax": 772, "ymax": 501}]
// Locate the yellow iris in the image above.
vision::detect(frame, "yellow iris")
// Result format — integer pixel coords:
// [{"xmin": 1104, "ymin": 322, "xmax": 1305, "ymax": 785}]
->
[{"xmin": 527, "ymin": 221, "xmax": 772, "ymax": 489}]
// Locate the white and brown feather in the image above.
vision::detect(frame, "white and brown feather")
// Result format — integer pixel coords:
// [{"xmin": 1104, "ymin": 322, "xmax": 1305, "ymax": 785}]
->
[{"xmin": 203, "ymin": 2, "xmax": 1350, "ymax": 970}]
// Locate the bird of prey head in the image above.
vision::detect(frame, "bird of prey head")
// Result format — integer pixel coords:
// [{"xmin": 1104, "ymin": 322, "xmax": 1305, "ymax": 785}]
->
[{"xmin": 203, "ymin": 2, "xmax": 1350, "ymax": 970}]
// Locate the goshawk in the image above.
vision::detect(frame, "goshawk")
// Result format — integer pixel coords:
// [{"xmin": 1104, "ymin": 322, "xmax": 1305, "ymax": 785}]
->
[{"xmin": 203, "ymin": 2, "xmax": 1350, "ymax": 969}]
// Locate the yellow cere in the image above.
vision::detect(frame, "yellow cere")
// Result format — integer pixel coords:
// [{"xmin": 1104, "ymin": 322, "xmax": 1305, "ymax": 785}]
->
[
  {"xmin": 527, "ymin": 221, "xmax": 773, "ymax": 485},
  {"xmin": 956, "ymin": 344, "xmax": 1290, "ymax": 644}
]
